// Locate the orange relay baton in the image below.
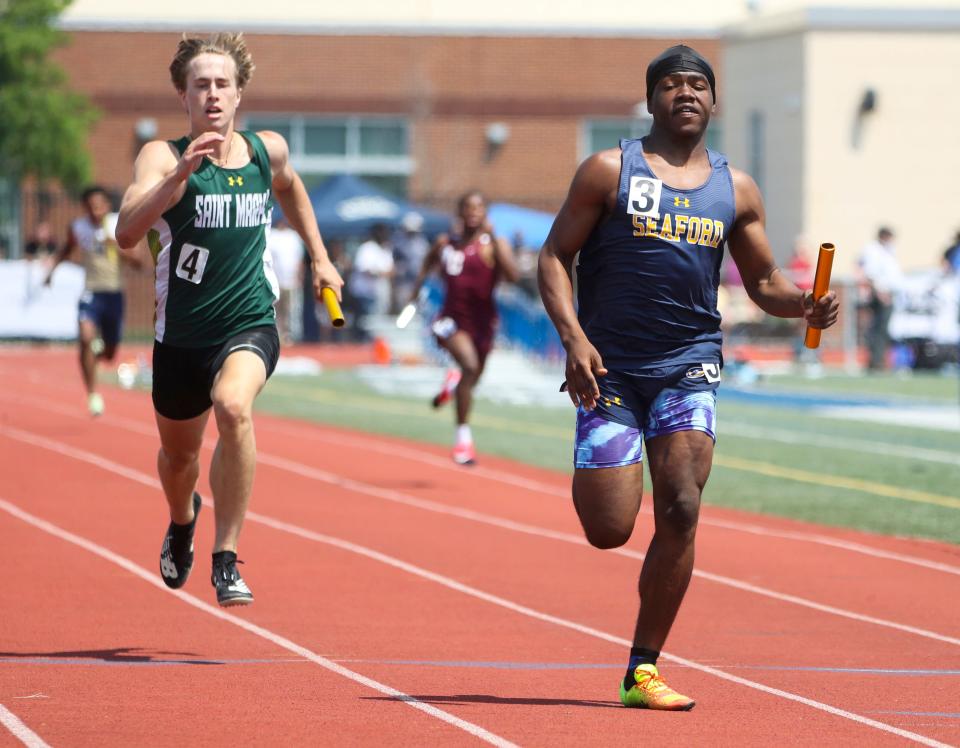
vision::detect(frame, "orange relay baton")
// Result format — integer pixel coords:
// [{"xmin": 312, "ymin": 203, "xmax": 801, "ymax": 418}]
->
[
  {"xmin": 321, "ymin": 287, "xmax": 345, "ymax": 328},
  {"xmin": 803, "ymin": 243, "xmax": 835, "ymax": 349}
]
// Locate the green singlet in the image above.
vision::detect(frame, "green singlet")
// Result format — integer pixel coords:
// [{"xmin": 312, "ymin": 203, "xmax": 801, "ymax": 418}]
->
[{"xmin": 148, "ymin": 130, "xmax": 278, "ymax": 347}]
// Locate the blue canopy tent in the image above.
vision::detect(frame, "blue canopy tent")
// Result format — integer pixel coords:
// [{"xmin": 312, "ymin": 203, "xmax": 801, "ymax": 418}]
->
[
  {"xmin": 305, "ymin": 174, "xmax": 451, "ymax": 240},
  {"xmin": 487, "ymin": 202, "xmax": 556, "ymax": 250}
]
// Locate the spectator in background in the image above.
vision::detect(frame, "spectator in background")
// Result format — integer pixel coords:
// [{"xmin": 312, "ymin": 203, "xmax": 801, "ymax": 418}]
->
[
  {"xmin": 392, "ymin": 212, "xmax": 429, "ymax": 313},
  {"xmin": 267, "ymin": 216, "xmax": 305, "ymax": 344},
  {"xmin": 313, "ymin": 238, "xmax": 351, "ymax": 342},
  {"xmin": 24, "ymin": 221, "xmax": 57, "ymax": 260},
  {"xmin": 858, "ymin": 226, "xmax": 902, "ymax": 371},
  {"xmin": 349, "ymin": 223, "xmax": 394, "ymax": 337}
]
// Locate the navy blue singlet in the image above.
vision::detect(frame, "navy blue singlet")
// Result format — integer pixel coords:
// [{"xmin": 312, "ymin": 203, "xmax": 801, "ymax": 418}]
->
[{"xmin": 577, "ymin": 137, "xmax": 736, "ymax": 369}]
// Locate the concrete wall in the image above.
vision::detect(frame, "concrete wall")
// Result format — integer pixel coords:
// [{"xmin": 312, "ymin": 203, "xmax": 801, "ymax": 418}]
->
[
  {"xmin": 805, "ymin": 29, "xmax": 960, "ymax": 275},
  {"xmin": 59, "ymin": 0, "xmax": 745, "ymax": 33},
  {"xmin": 723, "ymin": 31, "xmax": 807, "ymax": 266}
]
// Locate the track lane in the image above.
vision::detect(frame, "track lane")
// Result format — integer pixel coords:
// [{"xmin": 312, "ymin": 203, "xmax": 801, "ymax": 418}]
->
[
  {"xmin": 3, "ymin": 412, "xmax": 956, "ymax": 744},
  {"xmin": 3, "ymin": 354, "xmax": 956, "ymax": 744}
]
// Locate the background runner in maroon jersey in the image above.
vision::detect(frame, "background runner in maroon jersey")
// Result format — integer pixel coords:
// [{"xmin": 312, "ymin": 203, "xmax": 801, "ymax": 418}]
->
[
  {"xmin": 437, "ymin": 232, "xmax": 500, "ymax": 362},
  {"xmin": 408, "ymin": 191, "xmax": 519, "ymax": 464}
]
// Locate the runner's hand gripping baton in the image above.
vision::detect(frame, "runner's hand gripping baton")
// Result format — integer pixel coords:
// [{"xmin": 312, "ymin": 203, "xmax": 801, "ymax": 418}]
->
[
  {"xmin": 803, "ymin": 242, "xmax": 835, "ymax": 349},
  {"xmin": 321, "ymin": 287, "xmax": 345, "ymax": 328}
]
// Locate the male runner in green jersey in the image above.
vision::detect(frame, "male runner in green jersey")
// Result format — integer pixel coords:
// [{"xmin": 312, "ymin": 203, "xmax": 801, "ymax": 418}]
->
[{"xmin": 116, "ymin": 33, "xmax": 343, "ymax": 606}]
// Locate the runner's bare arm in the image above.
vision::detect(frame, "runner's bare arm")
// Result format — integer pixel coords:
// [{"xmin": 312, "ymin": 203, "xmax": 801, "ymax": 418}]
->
[
  {"xmin": 728, "ymin": 168, "xmax": 837, "ymax": 327},
  {"xmin": 117, "ymin": 238, "xmax": 146, "ymax": 269},
  {"xmin": 261, "ymin": 129, "xmax": 343, "ymax": 302},
  {"xmin": 116, "ymin": 134, "xmax": 221, "ymax": 248},
  {"xmin": 407, "ymin": 235, "xmax": 446, "ymax": 304},
  {"xmin": 538, "ymin": 150, "xmax": 618, "ymax": 408}
]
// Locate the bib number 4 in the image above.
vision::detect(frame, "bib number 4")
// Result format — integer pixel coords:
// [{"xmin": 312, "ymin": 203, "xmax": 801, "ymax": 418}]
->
[{"xmin": 176, "ymin": 243, "xmax": 209, "ymax": 285}]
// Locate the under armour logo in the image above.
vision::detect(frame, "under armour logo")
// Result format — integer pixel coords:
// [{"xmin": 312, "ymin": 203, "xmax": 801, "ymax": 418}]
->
[
  {"xmin": 228, "ymin": 176, "xmax": 244, "ymax": 187},
  {"xmin": 673, "ymin": 196, "xmax": 690, "ymax": 208}
]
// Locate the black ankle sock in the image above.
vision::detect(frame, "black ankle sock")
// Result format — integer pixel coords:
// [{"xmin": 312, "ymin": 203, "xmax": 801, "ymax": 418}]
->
[
  {"xmin": 623, "ymin": 647, "xmax": 660, "ymax": 689},
  {"xmin": 171, "ymin": 493, "xmax": 200, "ymax": 533}
]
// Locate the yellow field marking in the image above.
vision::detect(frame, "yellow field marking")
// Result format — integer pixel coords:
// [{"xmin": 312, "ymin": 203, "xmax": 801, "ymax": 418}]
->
[
  {"xmin": 265, "ymin": 383, "xmax": 958, "ymax": 510},
  {"xmin": 715, "ymin": 456, "xmax": 960, "ymax": 510}
]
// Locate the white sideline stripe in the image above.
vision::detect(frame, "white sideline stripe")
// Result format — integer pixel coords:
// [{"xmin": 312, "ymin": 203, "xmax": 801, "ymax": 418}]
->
[
  {"xmin": 721, "ymin": 421, "xmax": 960, "ymax": 466},
  {"xmin": 0, "ymin": 497, "xmax": 515, "ymax": 748},
  {"xmin": 0, "ymin": 703, "xmax": 50, "ymax": 748},
  {"xmin": 260, "ymin": 419, "xmax": 960, "ymax": 578},
  {"xmin": 3, "ymin": 422, "xmax": 960, "ymax": 649},
  {"xmin": 5, "ymin": 390, "xmax": 960, "ymax": 579},
  {"xmin": 0, "ymin": 498, "xmax": 951, "ymax": 748}
]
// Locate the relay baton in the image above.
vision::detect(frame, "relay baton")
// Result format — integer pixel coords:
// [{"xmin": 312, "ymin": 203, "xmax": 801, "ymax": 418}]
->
[
  {"xmin": 321, "ymin": 287, "xmax": 345, "ymax": 328},
  {"xmin": 396, "ymin": 302, "xmax": 417, "ymax": 329},
  {"xmin": 803, "ymin": 242, "xmax": 835, "ymax": 349},
  {"xmin": 396, "ymin": 287, "xmax": 428, "ymax": 329}
]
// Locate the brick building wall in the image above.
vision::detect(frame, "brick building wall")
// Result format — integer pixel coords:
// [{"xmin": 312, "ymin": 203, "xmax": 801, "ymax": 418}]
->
[{"xmin": 55, "ymin": 31, "xmax": 720, "ymax": 210}]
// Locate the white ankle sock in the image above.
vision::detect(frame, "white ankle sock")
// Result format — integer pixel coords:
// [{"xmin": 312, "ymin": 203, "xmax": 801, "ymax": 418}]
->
[{"xmin": 456, "ymin": 424, "xmax": 472, "ymax": 445}]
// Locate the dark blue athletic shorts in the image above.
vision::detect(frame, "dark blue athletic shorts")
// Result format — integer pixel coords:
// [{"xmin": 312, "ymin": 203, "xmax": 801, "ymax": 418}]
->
[{"xmin": 78, "ymin": 291, "xmax": 124, "ymax": 347}]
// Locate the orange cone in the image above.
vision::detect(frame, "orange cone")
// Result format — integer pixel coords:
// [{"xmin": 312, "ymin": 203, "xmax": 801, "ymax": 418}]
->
[{"xmin": 372, "ymin": 337, "xmax": 391, "ymax": 365}]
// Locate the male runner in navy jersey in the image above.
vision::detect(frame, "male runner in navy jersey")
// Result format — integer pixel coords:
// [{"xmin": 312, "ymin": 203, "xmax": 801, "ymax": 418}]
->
[{"xmin": 538, "ymin": 44, "xmax": 838, "ymax": 710}]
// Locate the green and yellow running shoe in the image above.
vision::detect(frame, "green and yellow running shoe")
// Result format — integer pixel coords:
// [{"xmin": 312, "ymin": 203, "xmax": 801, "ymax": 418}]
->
[{"xmin": 619, "ymin": 664, "xmax": 696, "ymax": 711}]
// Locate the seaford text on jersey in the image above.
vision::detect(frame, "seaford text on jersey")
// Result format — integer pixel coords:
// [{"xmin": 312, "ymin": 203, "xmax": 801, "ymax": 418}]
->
[
  {"xmin": 631, "ymin": 213, "xmax": 724, "ymax": 248},
  {"xmin": 193, "ymin": 190, "xmax": 272, "ymax": 230}
]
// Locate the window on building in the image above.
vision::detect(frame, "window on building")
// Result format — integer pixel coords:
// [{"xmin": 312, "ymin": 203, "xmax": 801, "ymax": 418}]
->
[
  {"xmin": 583, "ymin": 117, "xmax": 722, "ymax": 159},
  {"xmin": 242, "ymin": 115, "xmax": 412, "ymax": 197}
]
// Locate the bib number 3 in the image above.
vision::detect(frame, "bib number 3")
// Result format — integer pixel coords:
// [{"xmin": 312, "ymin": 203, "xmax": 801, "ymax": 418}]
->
[
  {"xmin": 176, "ymin": 243, "xmax": 209, "ymax": 285},
  {"xmin": 627, "ymin": 177, "xmax": 663, "ymax": 219}
]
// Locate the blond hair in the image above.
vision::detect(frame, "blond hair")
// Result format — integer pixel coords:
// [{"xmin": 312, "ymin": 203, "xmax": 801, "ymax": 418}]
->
[{"xmin": 169, "ymin": 33, "xmax": 255, "ymax": 92}]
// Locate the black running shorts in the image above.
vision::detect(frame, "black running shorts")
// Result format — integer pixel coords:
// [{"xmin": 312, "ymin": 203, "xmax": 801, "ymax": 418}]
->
[{"xmin": 152, "ymin": 325, "xmax": 280, "ymax": 420}]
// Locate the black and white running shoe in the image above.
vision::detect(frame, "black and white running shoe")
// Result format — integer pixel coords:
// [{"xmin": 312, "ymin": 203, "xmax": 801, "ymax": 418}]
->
[
  {"xmin": 211, "ymin": 551, "xmax": 254, "ymax": 607},
  {"xmin": 159, "ymin": 492, "xmax": 202, "ymax": 589}
]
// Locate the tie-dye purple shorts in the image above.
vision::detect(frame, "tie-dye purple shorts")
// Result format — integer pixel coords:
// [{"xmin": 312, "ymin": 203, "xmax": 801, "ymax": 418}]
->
[{"xmin": 573, "ymin": 365, "xmax": 718, "ymax": 469}]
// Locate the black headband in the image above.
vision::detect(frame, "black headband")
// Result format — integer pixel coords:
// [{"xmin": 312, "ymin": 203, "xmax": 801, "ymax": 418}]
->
[{"xmin": 645, "ymin": 44, "xmax": 716, "ymax": 102}]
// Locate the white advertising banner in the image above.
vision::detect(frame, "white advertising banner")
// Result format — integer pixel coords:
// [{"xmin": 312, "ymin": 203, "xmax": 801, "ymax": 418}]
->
[
  {"xmin": 0, "ymin": 260, "xmax": 84, "ymax": 339},
  {"xmin": 889, "ymin": 269, "xmax": 960, "ymax": 345}
]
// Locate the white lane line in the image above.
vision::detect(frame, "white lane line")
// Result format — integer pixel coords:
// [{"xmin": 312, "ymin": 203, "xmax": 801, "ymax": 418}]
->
[
  {"xmin": 691, "ymin": 517, "xmax": 960, "ymax": 578},
  {"xmin": 0, "ymin": 703, "xmax": 50, "ymax": 748},
  {"xmin": 260, "ymin": 420, "xmax": 960, "ymax": 577},
  {"xmin": 0, "ymin": 497, "xmax": 515, "ymax": 748},
  {"xmin": 3, "ymin": 422, "xmax": 959, "ymax": 648},
  {"xmin": 6, "ymin": 389, "xmax": 960, "ymax": 579},
  {"xmin": 0, "ymin": 496, "xmax": 950, "ymax": 748}
]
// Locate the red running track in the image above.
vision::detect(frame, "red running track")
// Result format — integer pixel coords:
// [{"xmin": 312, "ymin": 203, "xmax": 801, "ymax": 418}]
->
[{"xmin": 0, "ymin": 348, "xmax": 958, "ymax": 747}]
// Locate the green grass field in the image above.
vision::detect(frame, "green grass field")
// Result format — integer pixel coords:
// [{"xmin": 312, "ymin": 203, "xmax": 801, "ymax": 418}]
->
[{"xmin": 256, "ymin": 366, "xmax": 960, "ymax": 545}]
